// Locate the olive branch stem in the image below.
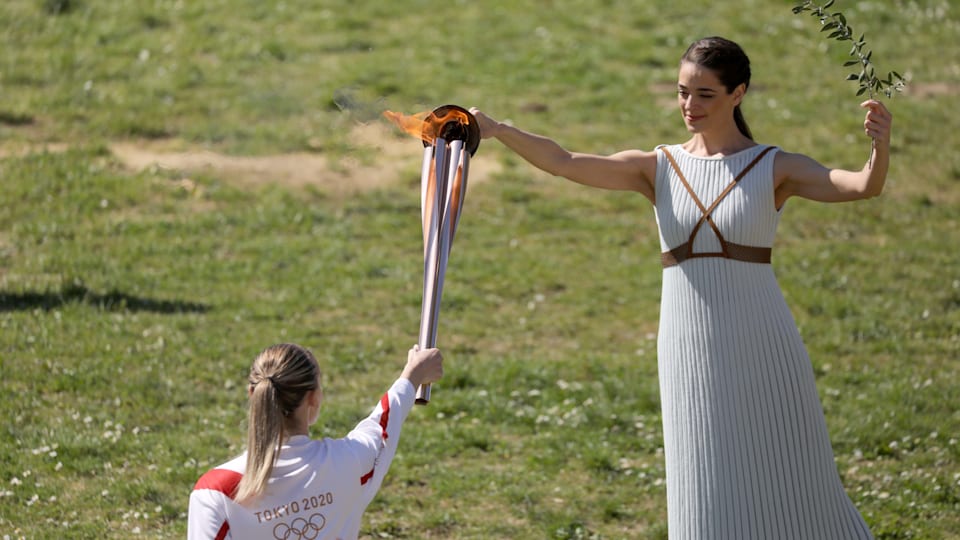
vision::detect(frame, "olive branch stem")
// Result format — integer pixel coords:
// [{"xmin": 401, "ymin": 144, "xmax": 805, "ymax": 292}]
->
[{"xmin": 792, "ymin": 0, "xmax": 905, "ymax": 165}]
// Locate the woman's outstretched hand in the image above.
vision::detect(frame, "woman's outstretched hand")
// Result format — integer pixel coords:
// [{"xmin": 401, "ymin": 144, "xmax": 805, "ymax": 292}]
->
[{"xmin": 469, "ymin": 107, "xmax": 502, "ymax": 140}]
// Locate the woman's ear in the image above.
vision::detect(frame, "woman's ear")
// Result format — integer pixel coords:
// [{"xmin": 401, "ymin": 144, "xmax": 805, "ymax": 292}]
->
[
  {"xmin": 733, "ymin": 83, "xmax": 747, "ymax": 106},
  {"xmin": 308, "ymin": 387, "xmax": 323, "ymax": 408}
]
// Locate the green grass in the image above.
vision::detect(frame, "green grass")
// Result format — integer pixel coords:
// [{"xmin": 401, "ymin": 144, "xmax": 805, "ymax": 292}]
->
[{"xmin": 1, "ymin": 0, "xmax": 959, "ymax": 538}]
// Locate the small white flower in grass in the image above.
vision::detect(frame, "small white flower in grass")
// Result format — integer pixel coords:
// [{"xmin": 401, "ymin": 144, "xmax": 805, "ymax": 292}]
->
[
  {"xmin": 138, "ymin": 49, "xmax": 150, "ymax": 62},
  {"xmin": 132, "ymin": 527, "xmax": 141, "ymax": 534},
  {"xmin": 54, "ymin": 463, "xmax": 62, "ymax": 472},
  {"xmin": 101, "ymin": 490, "xmax": 109, "ymax": 497},
  {"xmin": 10, "ymin": 477, "xmax": 20, "ymax": 486},
  {"xmin": 26, "ymin": 494, "xmax": 39, "ymax": 506},
  {"xmin": 48, "ymin": 496, "xmax": 56, "ymax": 503}
]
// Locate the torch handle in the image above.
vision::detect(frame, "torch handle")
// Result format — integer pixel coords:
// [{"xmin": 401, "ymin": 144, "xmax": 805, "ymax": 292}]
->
[
  {"xmin": 416, "ymin": 139, "xmax": 470, "ymax": 405},
  {"xmin": 416, "ymin": 139, "xmax": 447, "ymax": 404}
]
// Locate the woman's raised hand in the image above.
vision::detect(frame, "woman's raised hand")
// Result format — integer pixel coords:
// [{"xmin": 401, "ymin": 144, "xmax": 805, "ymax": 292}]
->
[
  {"xmin": 861, "ymin": 99, "xmax": 893, "ymax": 146},
  {"xmin": 401, "ymin": 345, "xmax": 444, "ymax": 389}
]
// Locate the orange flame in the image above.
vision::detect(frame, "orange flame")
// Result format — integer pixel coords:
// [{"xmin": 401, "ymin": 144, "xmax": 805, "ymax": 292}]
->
[{"xmin": 383, "ymin": 109, "xmax": 471, "ymax": 146}]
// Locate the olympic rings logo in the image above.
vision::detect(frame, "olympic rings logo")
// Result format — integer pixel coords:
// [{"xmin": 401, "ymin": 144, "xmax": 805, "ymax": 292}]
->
[{"xmin": 272, "ymin": 513, "xmax": 326, "ymax": 540}]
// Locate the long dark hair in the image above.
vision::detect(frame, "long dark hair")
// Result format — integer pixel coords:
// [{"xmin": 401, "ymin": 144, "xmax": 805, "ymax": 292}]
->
[{"xmin": 681, "ymin": 36, "xmax": 753, "ymax": 140}]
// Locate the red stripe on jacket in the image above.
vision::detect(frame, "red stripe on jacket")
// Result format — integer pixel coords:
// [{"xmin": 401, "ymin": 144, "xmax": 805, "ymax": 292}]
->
[
  {"xmin": 194, "ymin": 468, "xmax": 243, "ymax": 540},
  {"xmin": 360, "ymin": 392, "xmax": 392, "ymax": 485}
]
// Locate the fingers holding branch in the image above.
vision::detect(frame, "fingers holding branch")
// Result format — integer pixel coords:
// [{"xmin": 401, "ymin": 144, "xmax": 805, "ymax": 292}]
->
[{"xmin": 860, "ymin": 99, "xmax": 893, "ymax": 145}]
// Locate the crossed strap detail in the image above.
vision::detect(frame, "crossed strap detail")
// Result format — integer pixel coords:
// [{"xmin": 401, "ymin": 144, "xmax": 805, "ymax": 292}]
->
[{"xmin": 660, "ymin": 146, "xmax": 776, "ymax": 268}]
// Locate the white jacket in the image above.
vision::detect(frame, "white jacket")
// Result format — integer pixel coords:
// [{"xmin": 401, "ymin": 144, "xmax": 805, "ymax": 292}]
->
[{"xmin": 188, "ymin": 378, "xmax": 416, "ymax": 540}]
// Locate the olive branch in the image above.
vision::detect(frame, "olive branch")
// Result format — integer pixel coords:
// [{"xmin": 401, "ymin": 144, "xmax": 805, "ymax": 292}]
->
[{"xmin": 792, "ymin": 0, "xmax": 906, "ymax": 99}]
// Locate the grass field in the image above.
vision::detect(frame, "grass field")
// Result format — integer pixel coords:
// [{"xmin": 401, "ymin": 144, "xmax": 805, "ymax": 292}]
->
[{"xmin": 1, "ymin": 0, "xmax": 958, "ymax": 538}]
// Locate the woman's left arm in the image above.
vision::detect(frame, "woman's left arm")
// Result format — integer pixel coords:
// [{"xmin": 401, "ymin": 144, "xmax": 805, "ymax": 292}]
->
[{"xmin": 775, "ymin": 100, "xmax": 892, "ymax": 206}]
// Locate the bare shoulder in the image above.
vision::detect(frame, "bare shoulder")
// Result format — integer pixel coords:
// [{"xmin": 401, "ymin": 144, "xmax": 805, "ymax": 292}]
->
[
  {"xmin": 773, "ymin": 149, "xmax": 826, "ymax": 186},
  {"xmin": 608, "ymin": 148, "xmax": 659, "ymax": 181}
]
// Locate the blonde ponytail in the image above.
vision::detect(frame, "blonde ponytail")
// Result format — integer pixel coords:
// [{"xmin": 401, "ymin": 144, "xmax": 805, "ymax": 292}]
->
[{"xmin": 234, "ymin": 344, "xmax": 319, "ymax": 504}]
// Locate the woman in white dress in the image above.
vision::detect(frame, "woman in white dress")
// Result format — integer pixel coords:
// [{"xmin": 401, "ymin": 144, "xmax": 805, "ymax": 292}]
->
[{"xmin": 470, "ymin": 36, "xmax": 892, "ymax": 539}]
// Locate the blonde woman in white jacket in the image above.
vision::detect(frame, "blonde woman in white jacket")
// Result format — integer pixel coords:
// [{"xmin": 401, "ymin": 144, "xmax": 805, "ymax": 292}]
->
[{"xmin": 188, "ymin": 343, "xmax": 442, "ymax": 540}]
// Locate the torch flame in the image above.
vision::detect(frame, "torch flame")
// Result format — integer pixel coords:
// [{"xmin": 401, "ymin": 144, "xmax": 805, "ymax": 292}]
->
[{"xmin": 383, "ymin": 109, "xmax": 472, "ymax": 146}]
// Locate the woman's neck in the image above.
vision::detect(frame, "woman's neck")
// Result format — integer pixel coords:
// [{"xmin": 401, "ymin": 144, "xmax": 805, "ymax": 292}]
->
[{"xmin": 683, "ymin": 131, "xmax": 755, "ymax": 157}]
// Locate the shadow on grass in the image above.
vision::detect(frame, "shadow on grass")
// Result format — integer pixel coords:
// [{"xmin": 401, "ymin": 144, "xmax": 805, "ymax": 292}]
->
[{"xmin": 0, "ymin": 284, "xmax": 210, "ymax": 313}]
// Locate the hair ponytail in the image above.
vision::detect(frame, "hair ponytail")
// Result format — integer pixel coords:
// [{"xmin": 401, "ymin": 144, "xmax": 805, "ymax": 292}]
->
[
  {"xmin": 733, "ymin": 105, "xmax": 753, "ymax": 140},
  {"xmin": 234, "ymin": 344, "xmax": 319, "ymax": 504}
]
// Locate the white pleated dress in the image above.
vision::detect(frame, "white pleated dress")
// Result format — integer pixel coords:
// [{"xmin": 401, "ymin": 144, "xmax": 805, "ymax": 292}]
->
[{"xmin": 653, "ymin": 144, "xmax": 873, "ymax": 539}]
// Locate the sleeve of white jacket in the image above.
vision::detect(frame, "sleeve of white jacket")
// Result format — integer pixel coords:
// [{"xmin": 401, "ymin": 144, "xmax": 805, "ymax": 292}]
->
[{"xmin": 345, "ymin": 378, "xmax": 417, "ymax": 505}]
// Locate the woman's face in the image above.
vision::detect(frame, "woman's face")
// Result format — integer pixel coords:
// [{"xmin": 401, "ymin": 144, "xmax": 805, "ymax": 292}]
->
[{"xmin": 676, "ymin": 61, "xmax": 744, "ymax": 134}]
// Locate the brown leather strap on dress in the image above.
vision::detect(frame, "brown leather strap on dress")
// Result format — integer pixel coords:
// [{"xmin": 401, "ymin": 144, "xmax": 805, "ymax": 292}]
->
[
  {"xmin": 661, "ymin": 241, "xmax": 772, "ymax": 267},
  {"xmin": 660, "ymin": 146, "xmax": 776, "ymax": 268}
]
